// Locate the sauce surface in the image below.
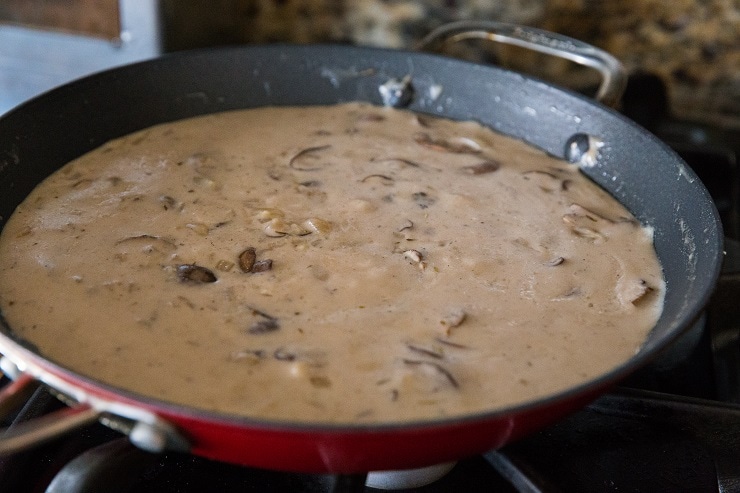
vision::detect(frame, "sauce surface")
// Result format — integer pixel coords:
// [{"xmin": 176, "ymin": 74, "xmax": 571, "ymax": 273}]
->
[{"xmin": 0, "ymin": 103, "xmax": 664, "ymax": 423}]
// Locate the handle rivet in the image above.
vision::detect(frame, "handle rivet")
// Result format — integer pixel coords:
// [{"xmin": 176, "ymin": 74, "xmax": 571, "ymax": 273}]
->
[
  {"xmin": 0, "ymin": 357, "xmax": 21, "ymax": 379},
  {"xmin": 129, "ymin": 421, "xmax": 168, "ymax": 453}
]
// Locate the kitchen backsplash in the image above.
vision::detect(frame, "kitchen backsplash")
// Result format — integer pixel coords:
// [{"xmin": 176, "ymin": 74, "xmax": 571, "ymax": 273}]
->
[
  {"xmin": 1, "ymin": 0, "xmax": 736, "ymax": 125},
  {"xmin": 162, "ymin": 0, "xmax": 739, "ymax": 127}
]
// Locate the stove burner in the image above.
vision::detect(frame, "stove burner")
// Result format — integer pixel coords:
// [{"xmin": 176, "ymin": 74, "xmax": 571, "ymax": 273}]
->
[{"xmin": 365, "ymin": 462, "xmax": 456, "ymax": 489}]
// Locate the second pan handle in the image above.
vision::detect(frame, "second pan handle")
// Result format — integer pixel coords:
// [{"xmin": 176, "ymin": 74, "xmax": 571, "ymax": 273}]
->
[{"xmin": 417, "ymin": 21, "xmax": 627, "ymax": 107}]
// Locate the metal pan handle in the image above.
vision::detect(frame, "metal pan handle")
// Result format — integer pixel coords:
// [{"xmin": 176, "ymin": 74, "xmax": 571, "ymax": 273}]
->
[
  {"xmin": 417, "ymin": 20, "xmax": 627, "ymax": 107},
  {"xmin": 0, "ymin": 359, "xmax": 189, "ymax": 455},
  {"xmin": 0, "ymin": 373, "xmax": 101, "ymax": 454}
]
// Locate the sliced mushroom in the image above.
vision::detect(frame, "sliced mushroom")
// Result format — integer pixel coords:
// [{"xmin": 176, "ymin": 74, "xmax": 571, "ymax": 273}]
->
[
  {"xmin": 544, "ymin": 256, "xmax": 566, "ymax": 267},
  {"xmin": 248, "ymin": 318, "xmax": 280, "ymax": 334},
  {"xmin": 414, "ymin": 133, "xmax": 482, "ymax": 154},
  {"xmin": 402, "ymin": 359, "xmax": 459, "ymax": 389},
  {"xmin": 238, "ymin": 248, "xmax": 257, "ymax": 272},
  {"xmin": 405, "ymin": 343, "xmax": 444, "ymax": 359},
  {"xmin": 253, "ymin": 259, "xmax": 273, "ymax": 273},
  {"xmin": 461, "ymin": 160, "xmax": 501, "ymax": 175},
  {"xmin": 176, "ymin": 264, "xmax": 217, "ymax": 284},
  {"xmin": 303, "ymin": 217, "xmax": 333, "ymax": 234},
  {"xmin": 439, "ymin": 308, "xmax": 467, "ymax": 335},
  {"xmin": 360, "ymin": 174, "xmax": 395, "ymax": 185},
  {"xmin": 562, "ymin": 203, "xmax": 612, "ymax": 243},
  {"xmin": 289, "ymin": 145, "xmax": 332, "ymax": 171},
  {"xmin": 617, "ymin": 278, "xmax": 655, "ymax": 306},
  {"xmin": 412, "ymin": 191, "xmax": 436, "ymax": 209},
  {"xmin": 402, "ymin": 249, "xmax": 427, "ymax": 270},
  {"xmin": 115, "ymin": 234, "xmax": 177, "ymax": 250},
  {"xmin": 246, "ymin": 307, "xmax": 280, "ymax": 334},
  {"xmin": 521, "ymin": 169, "xmax": 562, "ymax": 192},
  {"xmin": 263, "ymin": 217, "xmax": 311, "ymax": 237}
]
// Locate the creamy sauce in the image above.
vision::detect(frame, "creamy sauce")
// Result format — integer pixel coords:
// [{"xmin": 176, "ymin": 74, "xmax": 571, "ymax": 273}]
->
[{"xmin": 0, "ymin": 103, "xmax": 664, "ymax": 423}]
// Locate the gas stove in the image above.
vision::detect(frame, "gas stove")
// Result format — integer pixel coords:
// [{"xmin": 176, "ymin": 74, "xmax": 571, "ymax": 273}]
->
[{"xmin": 0, "ymin": 74, "xmax": 738, "ymax": 493}]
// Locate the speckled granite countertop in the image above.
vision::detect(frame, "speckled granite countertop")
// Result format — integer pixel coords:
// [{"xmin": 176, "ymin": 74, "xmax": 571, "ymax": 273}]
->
[{"xmin": 169, "ymin": 0, "xmax": 737, "ymax": 127}]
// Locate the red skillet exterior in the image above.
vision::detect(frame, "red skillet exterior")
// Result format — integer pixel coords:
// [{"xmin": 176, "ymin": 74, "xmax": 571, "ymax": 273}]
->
[{"xmin": 0, "ymin": 44, "xmax": 723, "ymax": 472}]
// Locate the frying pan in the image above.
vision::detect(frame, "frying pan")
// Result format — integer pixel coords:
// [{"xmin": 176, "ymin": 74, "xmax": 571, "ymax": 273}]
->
[{"xmin": 0, "ymin": 22, "xmax": 723, "ymax": 473}]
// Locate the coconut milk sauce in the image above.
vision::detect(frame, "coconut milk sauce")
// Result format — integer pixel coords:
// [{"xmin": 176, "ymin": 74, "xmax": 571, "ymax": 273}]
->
[{"xmin": 0, "ymin": 103, "xmax": 664, "ymax": 423}]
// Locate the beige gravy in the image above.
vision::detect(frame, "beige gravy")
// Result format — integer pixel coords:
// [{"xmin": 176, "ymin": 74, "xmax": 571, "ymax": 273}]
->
[{"xmin": 0, "ymin": 103, "xmax": 664, "ymax": 423}]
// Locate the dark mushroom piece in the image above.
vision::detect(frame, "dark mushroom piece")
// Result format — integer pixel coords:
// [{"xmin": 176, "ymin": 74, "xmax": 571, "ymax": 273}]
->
[
  {"xmin": 238, "ymin": 248, "xmax": 257, "ymax": 273},
  {"xmin": 402, "ymin": 359, "xmax": 459, "ymax": 389},
  {"xmin": 246, "ymin": 306, "xmax": 280, "ymax": 334},
  {"xmin": 461, "ymin": 160, "xmax": 501, "ymax": 175},
  {"xmin": 414, "ymin": 133, "xmax": 481, "ymax": 154},
  {"xmin": 176, "ymin": 264, "xmax": 217, "ymax": 283},
  {"xmin": 288, "ymin": 145, "xmax": 332, "ymax": 171},
  {"xmin": 544, "ymin": 256, "xmax": 566, "ymax": 267},
  {"xmin": 405, "ymin": 343, "xmax": 444, "ymax": 359},
  {"xmin": 239, "ymin": 247, "xmax": 273, "ymax": 273}
]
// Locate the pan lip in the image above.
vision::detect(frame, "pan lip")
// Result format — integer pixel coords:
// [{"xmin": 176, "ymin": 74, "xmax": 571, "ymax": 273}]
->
[
  {"xmin": 0, "ymin": 44, "xmax": 417, "ymax": 114},
  {"xmin": 0, "ymin": 43, "xmax": 726, "ymax": 436},
  {"xmin": 1, "ymin": 41, "xmax": 604, "ymax": 127}
]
